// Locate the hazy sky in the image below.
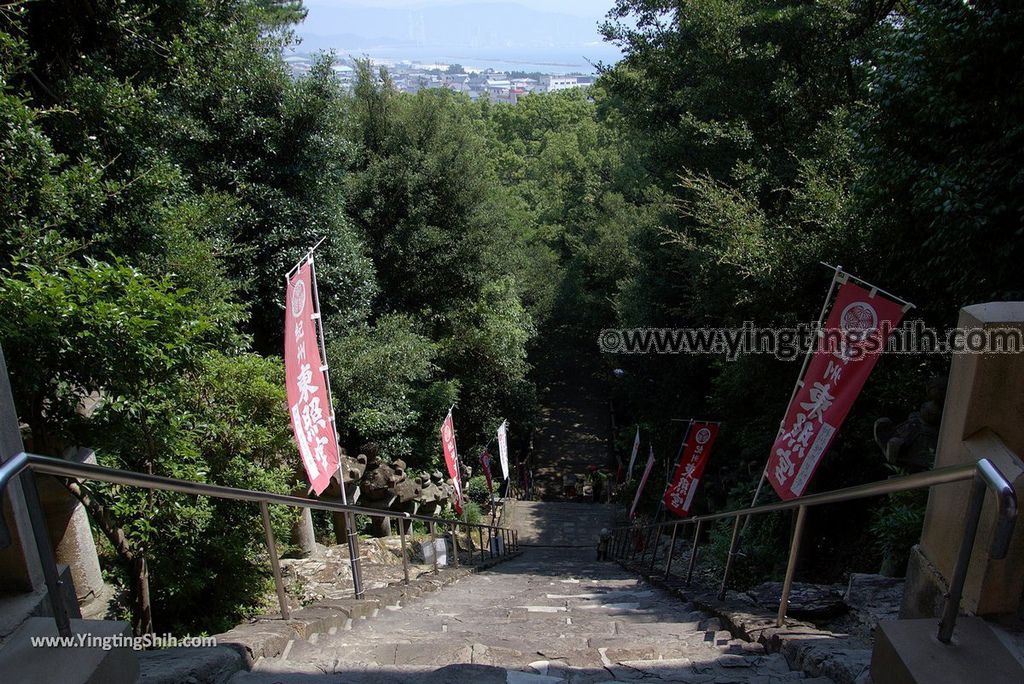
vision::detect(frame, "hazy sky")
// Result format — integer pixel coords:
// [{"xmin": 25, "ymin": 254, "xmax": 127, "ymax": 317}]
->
[
  {"xmin": 302, "ymin": 1, "xmax": 614, "ymax": 22},
  {"xmin": 296, "ymin": 0, "xmax": 623, "ymax": 71}
]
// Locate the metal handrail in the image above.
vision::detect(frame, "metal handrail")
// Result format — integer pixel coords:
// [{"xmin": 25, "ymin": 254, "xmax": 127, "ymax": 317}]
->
[
  {"xmin": 608, "ymin": 456, "xmax": 1016, "ymax": 643},
  {"xmin": 0, "ymin": 451, "xmax": 520, "ymax": 637}
]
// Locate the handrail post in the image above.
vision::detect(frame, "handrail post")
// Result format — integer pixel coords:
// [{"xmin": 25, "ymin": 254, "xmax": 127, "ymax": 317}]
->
[
  {"xmin": 686, "ymin": 519, "xmax": 702, "ymax": 585},
  {"xmin": 719, "ymin": 515, "xmax": 743, "ymax": 600},
  {"xmin": 478, "ymin": 526, "xmax": 485, "ymax": 563},
  {"xmin": 399, "ymin": 516, "xmax": 410, "ymax": 585},
  {"xmin": 429, "ymin": 522, "xmax": 439, "ymax": 573},
  {"xmin": 777, "ymin": 505, "xmax": 808, "ymax": 627},
  {"xmin": 22, "ymin": 469, "xmax": 73, "ymax": 637},
  {"xmin": 648, "ymin": 524, "xmax": 660, "ymax": 571},
  {"xmin": 664, "ymin": 522, "xmax": 680, "ymax": 579},
  {"xmin": 488, "ymin": 526, "xmax": 494, "ymax": 559},
  {"xmin": 451, "ymin": 522, "xmax": 460, "ymax": 568},
  {"xmin": 341, "ymin": 512, "xmax": 364, "ymax": 599},
  {"xmin": 513, "ymin": 529, "xmax": 518, "ymax": 551},
  {"xmin": 260, "ymin": 501, "xmax": 290, "ymax": 620},
  {"xmin": 937, "ymin": 459, "xmax": 1018, "ymax": 643}
]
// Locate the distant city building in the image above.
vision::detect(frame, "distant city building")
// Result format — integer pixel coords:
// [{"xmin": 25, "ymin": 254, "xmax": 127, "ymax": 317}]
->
[
  {"xmin": 282, "ymin": 53, "xmax": 593, "ymax": 104},
  {"xmin": 545, "ymin": 76, "xmax": 580, "ymax": 92}
]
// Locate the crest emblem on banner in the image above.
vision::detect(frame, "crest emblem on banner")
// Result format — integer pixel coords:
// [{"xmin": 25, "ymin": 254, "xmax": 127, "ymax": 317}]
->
[
  {"xmin": 765, "ymin": 281, "xmax": 906, "ymax": 501},
  {"xmin": 291, "ymin": 279, "xmax": 306, "ymax": 316},
  {"xmin": 840, "ymin": 301, "xmax": 877, "ymax": 340}
]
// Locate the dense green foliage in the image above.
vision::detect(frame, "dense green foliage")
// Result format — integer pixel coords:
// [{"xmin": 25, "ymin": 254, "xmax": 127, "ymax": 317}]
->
[
  {"xmin": 596, "ymin": 0, "xmax": 1024, "ymax": 581},
  {"xmin": 0, "ymin": 0, "xmax": 542, "ymax": 632},
  {"xmin": 1, "ymin": 0, "xmax": 1020, "ymax": 630}
]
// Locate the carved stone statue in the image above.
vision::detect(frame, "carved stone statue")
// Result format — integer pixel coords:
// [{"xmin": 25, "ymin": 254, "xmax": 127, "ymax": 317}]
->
[
  {"xmin": 295, "ymin": 441, "xmax": 471, "ymax": 547},
  {"xmin": 874, "ymin": 375, "xmax": 947, "ymax": 472}
]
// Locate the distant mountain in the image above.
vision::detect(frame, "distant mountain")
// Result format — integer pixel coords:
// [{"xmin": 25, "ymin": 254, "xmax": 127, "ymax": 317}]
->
[{"xmin": 298, "ymin": 1, "xmax": 604, "ymax": 52}]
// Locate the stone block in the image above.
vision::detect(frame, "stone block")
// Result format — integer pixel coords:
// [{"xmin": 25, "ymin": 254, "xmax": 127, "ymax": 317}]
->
[
  {"xmin": 214, "ymin": 622, "xmax": 295, "ymax": 663},
  {"xmin": 312, "ymin": 598, "xmax": 379, "ymax": 620},
  {"xmin": 0, "ymin": 617, "xmax": 138, "ymax": 684},
  {"xmin": 871, "ymin": 617, "xmax": 1024, "ymax": 683},
  {"xmin": 911, "ymin": 303, "xmax": 1024, "ymax": 619},
  {"xmin": 137, "ymin": 646, "xmax": 243, "ymax": 684}
]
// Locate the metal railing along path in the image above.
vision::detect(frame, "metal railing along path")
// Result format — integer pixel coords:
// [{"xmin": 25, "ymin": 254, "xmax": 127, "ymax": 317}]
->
[
  {"xmin": 608, "ymin": 446, "xmax": 1016, "ymax": 644},
  {"xmin": 0, "ymin": 451, "xmax": 520, "ymax": 638}
]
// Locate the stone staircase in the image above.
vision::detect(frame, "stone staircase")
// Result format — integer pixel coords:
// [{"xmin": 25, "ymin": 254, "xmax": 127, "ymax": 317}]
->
[{"xmin": 218, "ymin": 502, "xmax": 827, "ymax": 683}]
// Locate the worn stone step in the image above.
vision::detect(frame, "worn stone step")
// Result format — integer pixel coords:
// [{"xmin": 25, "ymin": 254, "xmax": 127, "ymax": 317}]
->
[
  {"xmin": 231, "ymin": 662, "xmax": 544, "ymax": 684},
  {"xmin": 235, "ymin": 502, "xmax": 817, "ymax": 684}
]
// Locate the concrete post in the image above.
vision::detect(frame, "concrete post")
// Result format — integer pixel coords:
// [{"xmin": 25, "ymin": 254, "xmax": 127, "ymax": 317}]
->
[
  {"xmin": 902, "ymin": 302, "xmax": 1024, "ymax": 620},
  {"xmin": 0, "ymin": 345, "xmax": 44, "ymax": 592}
]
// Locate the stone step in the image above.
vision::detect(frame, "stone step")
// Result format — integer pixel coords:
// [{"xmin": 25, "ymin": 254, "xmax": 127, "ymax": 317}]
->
[
  {"xmin": 232, "ymin": 500, "xmax": 818, "ymax": 684},
  {"xmin": 231, "ymin": 662, "xmax": 545, "ymax": 684}
]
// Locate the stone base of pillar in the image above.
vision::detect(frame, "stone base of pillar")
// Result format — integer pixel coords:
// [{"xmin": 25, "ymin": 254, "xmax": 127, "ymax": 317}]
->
[{"xmin": 899, "ymin": 544, "xmax": 947, "ymax": 620}]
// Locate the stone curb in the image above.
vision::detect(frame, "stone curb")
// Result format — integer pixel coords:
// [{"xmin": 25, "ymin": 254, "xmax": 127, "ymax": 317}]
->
[
  {"xmin": 617, "ymin": 560, "xmax": 872, "ymax": 684},
  {"xmin": 213, "ymin": 549, "xmax": 524, "ymax": 670}
]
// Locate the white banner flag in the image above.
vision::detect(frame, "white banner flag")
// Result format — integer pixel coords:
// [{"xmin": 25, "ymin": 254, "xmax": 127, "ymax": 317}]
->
[
  {"xmin": 629, "ymin": 446, "xmax": 656, "ymax": 519},
  {"xmin": 497, "ymin": 420, "xmax": 510, "ymax": 481},
  {"xmin": 626, "ymin": 427, "xmax": 640, "ymax": 481}
]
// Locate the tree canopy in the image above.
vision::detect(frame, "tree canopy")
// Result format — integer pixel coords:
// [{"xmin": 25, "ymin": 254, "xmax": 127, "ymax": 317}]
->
[{"xmin": 2, "ymin": 0, "xmax": 1021, "ymax": 631}]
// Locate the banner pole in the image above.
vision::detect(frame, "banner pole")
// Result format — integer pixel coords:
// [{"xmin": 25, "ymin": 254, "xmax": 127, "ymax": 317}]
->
[
  {"xmin": 446, "ymin": 408, "xmax": 466, "ymax": 512},
  {"xmin": 747, "ymin": 264, "xmax": 843, "ymax": 516},
  {"xmin": 818, "ymin": 261, "xmax": 915, "ymax": 310},
  {"xmin": 286, "ymin": 236, "xmax": 328, "ymax": 279},
  {"xmin": 309, "ymin": 256, "xmax": 363, "ymax": 598},
  {"xmin": 660, "ymin": 420, "xmax": 694, "ymax": 505}
]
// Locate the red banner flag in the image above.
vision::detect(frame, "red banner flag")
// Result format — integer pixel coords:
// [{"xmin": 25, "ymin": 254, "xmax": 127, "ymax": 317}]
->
[
  {"xmin": 480, "ymin": 450, "xmax": 493, "ymax": 494},
  {"xmin": 766, "ymin": 281, "xmax": 905, "ymax": 500},
  {"xmin": 629, "ymin": 446, "xmax": 656, "ymax": 519},
  {"xmin": 441, "ymin": 412, "xmax": 464, "ymax": 514},
  {"xmin": 285, "ymin": 261, "xmax": 341, "ymax": 495},
  {"xmin": 664, "ymin": 422, "xmax": 719, "ymax": 516}
]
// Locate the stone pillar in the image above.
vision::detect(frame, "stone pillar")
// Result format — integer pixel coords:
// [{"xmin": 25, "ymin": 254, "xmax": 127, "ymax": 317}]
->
[
  {"xmin": 291, "ymin": 507, "xmax": 318, "ymax": 557},
  {"xmin": 0, "ymin": 345, "xmax": 44, "ymax": 592},
  {"xmin": 901, "ymin": 302, "xmax": 1024, "ymax": 620},
  {"xmin": 35, "ymin": 448, "xmax": 105, "ymax": 607}
]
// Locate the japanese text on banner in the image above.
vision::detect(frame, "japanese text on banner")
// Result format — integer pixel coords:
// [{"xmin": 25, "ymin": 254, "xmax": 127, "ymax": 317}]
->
[
  {"xmin": 766, "ymin": 282, "xmax": 905, "ymax": 501},
  {"xmin": 285, "ymin": 262, "xmax": 340, "ymax": 495}
]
